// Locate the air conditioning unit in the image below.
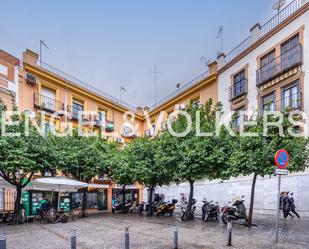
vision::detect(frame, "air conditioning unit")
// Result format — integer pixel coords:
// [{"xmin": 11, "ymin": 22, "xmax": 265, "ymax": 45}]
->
[{"xmin": 26, "ymin": 73, "xmax": 37, "ymax": 85}]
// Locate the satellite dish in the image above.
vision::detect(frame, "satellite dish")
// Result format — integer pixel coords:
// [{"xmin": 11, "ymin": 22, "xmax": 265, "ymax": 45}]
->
[{"xmin": 272, "ymin": 0, "xmax": 286, "ymax": 11}]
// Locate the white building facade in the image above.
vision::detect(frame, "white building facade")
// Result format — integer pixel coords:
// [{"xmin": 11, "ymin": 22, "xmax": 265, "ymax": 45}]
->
[{"xmin": 150, "ymin": 0, "xmax": 309, "ymax": 216}]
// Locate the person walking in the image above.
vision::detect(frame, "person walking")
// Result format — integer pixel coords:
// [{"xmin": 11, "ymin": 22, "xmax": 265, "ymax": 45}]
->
[
  {"xmin": 282, "ymin": 192, "xmax": 293, "ymax": 219},
  {"xmin": 289, "ymin": 192, "xmax": 300, "ymax": 218}
]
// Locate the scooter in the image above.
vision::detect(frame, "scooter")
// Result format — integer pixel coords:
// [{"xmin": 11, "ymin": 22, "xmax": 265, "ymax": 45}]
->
[
  {"xmin": 138, "ymin": 201, "xmax": 155, "ymax": 215},
  {"xmin": 155, "ymin": 199, "xmax": 178, "ymax": 216},
  {"xmin": 202, "ymin": 199, "xmax": 220, "ymax": 222},
  {"xmin": 181, "ymin": 199, "xmax": 197, "ymax": 221},
  {"xmin": 221, "ymin": 195, "xmax": 248, "ymax": 224},
  {"xmin": 112, "ymin": 200, "xmax": 133, "ymax": 213}
]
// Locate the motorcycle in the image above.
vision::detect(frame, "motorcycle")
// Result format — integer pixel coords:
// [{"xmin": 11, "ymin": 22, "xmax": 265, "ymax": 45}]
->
[
  {"xmin": 181, "ymin": 199, "xmax": 197, "ymax": 221},
  {"xmin": 138, "ymin": 201, "xmax": 155, "ymax": 215},
  {"xmin": 112, "ymin": 200, "xmax": 133, "ymax": 213},
  {"xmin": 202, "ymin": 199, "xmax": 220, "ymax": 222},
  {"xmin": 221, "ymin": 195, "xmax": 248, "ymax": 224},
  {"xmin": 155, "ymin": 199, "xmax": 178, "ymax": 216}
]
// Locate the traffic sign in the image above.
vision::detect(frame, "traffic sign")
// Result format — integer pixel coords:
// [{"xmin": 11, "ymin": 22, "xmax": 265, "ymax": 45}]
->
[
  {"xmin": 274, "ymin": 168, "xmax": 288, "ymax": 175},
  {"xmin": 274, "ymin": 149, "xmax": 289, "ymax": 169}
]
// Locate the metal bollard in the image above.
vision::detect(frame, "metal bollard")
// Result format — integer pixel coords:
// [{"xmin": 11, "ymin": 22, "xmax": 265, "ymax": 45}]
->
[
  {"xmin": 226, "ymin": 221, "xmax": 232, "ymax": 246},
  {"xmin": 125, "ymin": 227, "xmax": 129, "ymax": 249},
  {"xmin": 0, "ymin": 233, "xmax": 6, "ymax": 249},
  {"xmin": 71, "ymin": 230, "xmax": 77, "ymax": 249},
  {"xmin": 173, "ymin": 226, "xmax": 178, "ymax": 249}
]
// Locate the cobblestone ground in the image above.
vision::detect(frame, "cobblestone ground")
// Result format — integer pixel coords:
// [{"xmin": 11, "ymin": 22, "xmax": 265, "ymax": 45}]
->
[{"xmin": 0, "ymin": 213, "xmax": 308, "ymax": 249}]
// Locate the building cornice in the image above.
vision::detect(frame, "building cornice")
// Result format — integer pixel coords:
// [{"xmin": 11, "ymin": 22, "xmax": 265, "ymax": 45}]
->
[
  {"xmin": 23, "ymin": 62, "xmax": 144, "ymax": 120},
  {"xmin": 218, "ymin": 2, "xmax": 309, "ymax": 74}
]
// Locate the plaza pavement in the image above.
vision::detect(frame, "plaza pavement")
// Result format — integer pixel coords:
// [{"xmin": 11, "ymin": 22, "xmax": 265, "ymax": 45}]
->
[{"xmin": 0, "ymin": 213, "xmax": 308, "ymax": 249}]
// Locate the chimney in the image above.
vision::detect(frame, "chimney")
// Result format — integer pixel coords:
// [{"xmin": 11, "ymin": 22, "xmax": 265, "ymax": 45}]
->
[
  {"xmin": 216, "ymin": 52, "xmax": 226, "ymax": 69},
  {"xmin": 250, "ymin": 23, "xmax": 261, "ymax": 44},
  {"xmin": 23, "ymin": 49, "xmax": 38, "ymax": 65},
  {"xmin": 136, "ymin": 106, "xmax": 143, "ymax": 116},
  {"xmin": 207, "ymin": 60, "xmax": 218, "ymax": 75}
]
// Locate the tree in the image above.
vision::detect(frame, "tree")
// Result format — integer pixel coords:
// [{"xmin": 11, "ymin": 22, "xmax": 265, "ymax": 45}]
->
[
  {"xmin": 166, "ymin": 99, "xmax": 232, "ymax": 220},
  {"xmin": 126, "ymin": 137, "xmax": 174, "ymax": 216},
  {"xmin": 0, "ymin": 102, "xmax": 57, "ymax": 223},
  {"xmin": 230, "ymin": 111, "xmax": 309, "ymax": 226},
  {"xmin": 57, "ymin": 130, "xmax": 107, "ymax": 217},
  {"xmin": 110, "ymin": 145, "xmax": 137, "ymax": 213}
]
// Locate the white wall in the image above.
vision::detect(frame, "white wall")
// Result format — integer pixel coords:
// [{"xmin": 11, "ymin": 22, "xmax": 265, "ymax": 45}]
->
[
  {"xmin": 218, "ymin": 10, "xmax": 309, "ymax": 119},
  {"xmin": 149, "ymin": 170, "xmax": 309, "ymax": 215}
]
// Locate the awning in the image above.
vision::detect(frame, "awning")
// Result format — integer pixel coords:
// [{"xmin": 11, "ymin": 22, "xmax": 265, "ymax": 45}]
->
[
  {"xmin": 31, "ymin": 177, "xmax": 88, "ymax": 192},
  {"xmin": 88, "ymin": 183, "xmax": 109, "ymax": 189}
]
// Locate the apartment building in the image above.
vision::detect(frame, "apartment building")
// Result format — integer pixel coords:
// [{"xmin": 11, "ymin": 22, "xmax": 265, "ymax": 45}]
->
[
  {"xmin": 17, "ymin": 49, "xmax": 145, "ymax": 212},
  {"xmin": 0, "ymin": 50, "xmax": 19, "ymax": 111},
  {"xmin": 155, "ymin": 0, "xmax": 309, "ymax": 215}
]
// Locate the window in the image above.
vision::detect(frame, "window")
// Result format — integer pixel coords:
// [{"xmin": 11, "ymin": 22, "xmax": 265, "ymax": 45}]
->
[
  {"xmin": 41, "ymin": 87, "xmax": 56, "ymax": 112},
  {"xmin": 72, "ymin": 100, "xmax": 84, "ymax": 119},
  {"xmin": 233, "ymin": 70, "xmax": 246, "ymax": 98},
  {"xmin": 282, "ymin": 82, "xmax": 300, "ymax": 110},
  {"xmin": 281, "ymin": 35, "xmax": 299, "ymax": 54},
  {"xmin": 98, "ymin": 110, "xmax": 106, "ymax": 124},
  {"xmin": 0, "ymin": 64, "xmax": 8, "ymax": 77},
  {"xmin": 233, "ymin": 106, "xmax": 246, "ymax": 128},
  {"xmin": 261, "ymin": 92, "xmax": 276, "ymax": 112},
  {"xmin": 281, "ymin": 35, "xmax": 300, "ymax": 71}
]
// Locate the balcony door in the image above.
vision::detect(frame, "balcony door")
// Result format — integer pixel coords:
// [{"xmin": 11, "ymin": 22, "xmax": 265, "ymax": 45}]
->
[
  {"xmin": 282, "ymin": 82, "xmax": 300, "ymax": 110},
  {"xmin": 233, "ymin": 70, "xmax": 246, "ymax": 98},
  {"xmin": 281, "ymin": 35, "xmax": 299, "ymax": 71},
  {"xmin": 261, "ymin": 92, "xmax": 276, "ymax": 112},
  {"xmin": 41, "ymin": 87, "xmax": 56, "ymax": 112},
  {"xmin": 72, "ymin": 100, "xmax": 84, "ymax": 119},
  {"xmin": 260, "ymin": 50, "xmax": 276, "ymax": 83}
]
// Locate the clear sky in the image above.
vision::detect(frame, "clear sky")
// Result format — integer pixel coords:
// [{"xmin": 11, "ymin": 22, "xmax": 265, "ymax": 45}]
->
[{"xmin": 1, "ymin": 0, "xmax": 289, "ymax": 108}]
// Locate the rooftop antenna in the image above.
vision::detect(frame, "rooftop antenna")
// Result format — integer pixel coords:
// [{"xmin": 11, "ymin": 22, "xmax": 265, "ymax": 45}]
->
[
  {"xmin": 217, "ymin": 25, "xmax": 224, "ymax": 53},
  {"xmin": 152, "ymin": 65, "xmax": 163, "ymax": 108},
  {"xmin": 272, "ymin": 0, "xmax": 286, "ymax": 22},
  {"xmin": 119, "ymin": 86, "xmax": 126, "ymax": 103},
  {"xmin": 39, "ymin": 40, "xmax": 49, "ymax": 66}
]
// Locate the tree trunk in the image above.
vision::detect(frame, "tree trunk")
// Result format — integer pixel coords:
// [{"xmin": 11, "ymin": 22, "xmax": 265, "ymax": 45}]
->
[
  {"xmin": 122, "ymin": 185, "xmax": 126, "ymax": 213},
  {"xmin": 81, "ymin": 189, "xmax": 87, "ymax": 218},
  {"xmin": 14, "ymin": 186, "xmax": 22, "ymax": 224},
  {"xmin": 148, "ymin": 187, "xmax": 154, "ymax": 216},
  {"xmin": 248, "ymin": 172, "xmax": 258, "ymax": 226},
  {"xmin": 185, "ymin": 181, "xmax": 194, "ymax": 220}
]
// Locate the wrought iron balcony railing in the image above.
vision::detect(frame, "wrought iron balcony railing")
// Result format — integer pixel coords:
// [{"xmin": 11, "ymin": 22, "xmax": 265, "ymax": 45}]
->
[
  {"xmin": 229, "ymin": 79, "xmax": 248, "ymax": 101},
  {"xmin": 260, "ymin": 92, "xmax": 302, "ymax": 114},
  {"xmin": 33, "ymin": 93, "xmax": 65, "ymax": 113},
  {"xmin": 256, "ymin": 44, "xmax": 303, "ymax": 87}
]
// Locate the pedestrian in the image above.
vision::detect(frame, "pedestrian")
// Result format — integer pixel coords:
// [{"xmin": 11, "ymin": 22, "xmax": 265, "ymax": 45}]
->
[
  {"xmin": 289, "ymin": 192, "xmax": 300, "ymax": 219},
  {"xmin": 282, "ymin": 192, "xmax": 294, "ymax": 219}
]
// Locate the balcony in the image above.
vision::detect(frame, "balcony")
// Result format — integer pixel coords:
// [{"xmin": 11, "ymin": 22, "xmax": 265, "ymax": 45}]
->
[
  {"xmin": 229, "ymin": 79, "xmax": 248, "ymax": 101},
  {"xmin": 260, "ymin": 92, "xmax": 302, "ymax": 114},
  {"xmin": 33, "ymin": 93, "xmax": 64, "ymax": 113},
  {"xmin": 67, "ymin": 105, "xmax": 83, "ymax": 120},
  {"xmin": 256, "ymin": 44, "xmax": 303, "ymax": 87}
]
